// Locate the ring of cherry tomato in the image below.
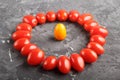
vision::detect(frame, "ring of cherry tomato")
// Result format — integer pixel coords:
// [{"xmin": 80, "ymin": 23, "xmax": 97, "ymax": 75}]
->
[{"xmin": 12, "ymin": 9, "xmax": 108, "ymax": 74}]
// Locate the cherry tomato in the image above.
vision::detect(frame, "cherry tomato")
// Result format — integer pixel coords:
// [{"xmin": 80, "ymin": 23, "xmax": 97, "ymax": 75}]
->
[
  {"xmin": 21, "ymin": 43, "xmax": 37, "ymax": 56},
  {"xmin": 14, "ymin": 38, "xmax": 30, "ymax": 51},
  {"xmin": 54, "ymin": 23, "xmax": 67, "ymax": 40},
  {"xmin": 43, "ymin": 56, "xmax": 57, "ymax": 70},
  {"xmin": 36, "ymin": 13, "xmax": 46, "ymax": 24},
  {"xmin": 90, "ymin": 26, "xmax": 108, "ymax": 38},
  {"xmin": 70, "ymin": 53, "xmax": 85, "ymax": 72},
  {"xmin": 77, "ymin": 13, "xmax": 93, "ymax": 25},
  {"xmin": 84, "ymin": 20, "xmax": 98, "ymax": 31},
  {"xmin": 90, "ymin": 35, "xmax": 106, "ymax": 46},
  {"xmin": 16, "ymin": 23, "xmax": 32, "ymax": 32},
  {"xmin": 12, "ymin": 30, "xmax": 31, "ymax": 41},
  {"xmin": 27, "ymin": 48, "xmax": 45, "ymax": 66},
  {"xmin": 69, "ymin": 10, "xmax": 80, "ymax": 22},
  {"xmin": 56, "ymin": 9, "xmax": 68, "ymax": 21},
  {"xmin": 46, "ymin": 11, "xmax": 56, "ymax": 22},
  {"xmin": 80, "ymin": 48, "xmax": 98, "ymax": 63},
  {"xmin": 57, "ymin": 55, "xmax": 71, "ymax": 74},
  {"xmin": 87, "ymin": 42, "xmax": 104, "ymax": 55},
  {"xmin": 23, "ymin": 15, "xmax": 38, "ymax": 27}
]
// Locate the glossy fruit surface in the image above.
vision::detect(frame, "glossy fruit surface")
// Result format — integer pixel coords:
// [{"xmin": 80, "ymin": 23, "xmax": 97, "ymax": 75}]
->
[
  {"xmin": 70, "ymin": 53, "xmax": 85, "ymax": 72},
  {"xmin": 27, "ymin": 48, "xmax": 45, "ymax": 66},
  {"xmin": 77, "ymin": 13, "xmax": 93, "ymax": 25},
  {"xmin": 54, "ymin": 23, "xmax": 67, "ymax": 40},
  {"xmin": 57, "ymin": 9, "xmax": 68, "ymax": 21},
  {"xmin": 23, "ymin": 15, "xmax": 38, "ymax": 27},
  {"xmin": 43, "ymin": 56, "xmax": 57, "ymax": 70},
  {"xmin": 69, "ymin": 10, "xmax": 80, "ymax": 22},
  {"xmin": 46, "ymin": 11, "xmax": 56, "ymax": 22},
  {"xmin": 21, "ymin": 43, "xmax": 37, "ymax": 56},
  {"xmin": 57, "ymin": 55, "xmax": 71, "ymax": 74},
  {"xmin": 90, "ymin": 26, "xmax": 108, "ymax": 38},
  {"xmin": 80, "ymin": 48, "xmax": 98, "ymax": 63},
  {"xmin": 84, "ymin": 20, "xmax": 98, "ymax": 31},
  {"xmin": 12, "ymin": 30, "xmax": 31, "ymax": 41},
  {"xmin": 36, "ymin": 13, "xmax": 46, "ymax": 24},
  {"xmin": 16, "ymin": 23, "xmax": 32, "ymax": 32},
  {"xmin": 90, "ymin": 35, "xmax": 106, "ymax": 46},
  {"xmin": 87, "ymin": 42, "xmax": 104, "ymax": 55},
  {"xmin": 14, "ymin": 38, "xmax": 30, "ymax": 51}
]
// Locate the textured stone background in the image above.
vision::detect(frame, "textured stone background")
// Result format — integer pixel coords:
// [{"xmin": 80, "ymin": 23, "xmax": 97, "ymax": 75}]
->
[{"xmin": 0, "ymin": 0, "xmax": 120, "ymax": 80}]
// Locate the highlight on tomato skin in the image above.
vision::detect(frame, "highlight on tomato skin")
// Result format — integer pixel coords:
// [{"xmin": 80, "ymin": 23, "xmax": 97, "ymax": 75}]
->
[
  {"xmin": 27, "ymin": 48, "xmax": 45, "ymax": 66},
  {"xmin": 23, "ymin": 15, "xmax": 38, "ymax": 27},
  {"xmin": 12, "ymin": 30, "xmax": 31, "ymax": 41},
  {"xmin": 21, "ymin": 43, "xmax": 37, "ymax": 56},
  {"xmin": 80, "ymin": 48, "xmax": 98, "ymax": 63},
  {"xmin": 13, "ymin": 38, "xmax": 30, "ymax": 51},
  {"xmin": 43, "ymin": 56, "xmax": 57, "ymax": 70},
  {"xmin": 70, "ymin": 53, "xmax": 85, "ymax": 72},
  {"xmin": 57, "ymin": 55, "xmax": 71, "ymax": 74},
  {"xmin": 69, "ymin": 10, "xmax": 80, "ymax": 22},
  {"xmin": 90, "ymin": 26, "xmax": 108, "ymax": 38},
  {"xmin": 16, "ymin": 23, "xmax": 32, "ymax": 32},
  {"xmin": 56, "ymin": 9, "xmax": 68, "ymax": 21},
  {"xmin": 46, "ymin": 11, "xmax": 56, "ymax": 22},
  {"xmin": 87, "ymin": 42, "xmax": 104, "ymax": 55},
  {"xmin": 90, "ymin": 35, "xmax": 106, "ymax": 46}
]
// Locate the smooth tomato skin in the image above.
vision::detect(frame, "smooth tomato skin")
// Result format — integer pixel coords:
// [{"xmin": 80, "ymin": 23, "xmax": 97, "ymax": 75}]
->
[
  {"xmin": 36, "ymin": 13, "xmax": 46, "ymax": 24},
  {"xmin": 21, "ymin": 43, "xmax": 37, "ymax": 56},
  {"xmin": 46, "ymin": 11, "xmax": 56, "ymax": 22},
  {"xmin": 56, "ymin": 9, "xmax": 68, "ymax": 21},
  {"xmin": 16, "ymin": 23, "xmax": 32, "ymax": 32},
  {"xmin": 80, "ymin": 48, "xmax": 98, "ymax": 63},
  {"xmin": 27, "ymin": 48, "xmax": 45, "ymax": 66},
  {"xmin": 77, "ymin": 13, "xmax": 93, "ymax": 25},
  {"xmin": 69, "ymin": 10, "xmax": 80, "ymax": 22},
  {"xmin": 90, "ymin": 26, "xmax": 108, "ymax": 38},
  {"xmin": 90, "ymin": 35, "xmax": 106, "ymax": 46},
  {"xmin": 43, "ymin": 56, "xmax": 57, "ymax": 70},
  {"xmin": 23, "ymin": 15, "xmax": 38, "ymax": 27},
  {"xmin": 57, "ymin": 55, "xmax": 71, "ymax": 74},
  {"xmin": 14, "ymin": 38, "xmax": 30, "ymax": 51},
  {"xmin": 70, "ymin": 53, "xmax": 85, "ymax": 72},
  {"xmin": 12, "ymin": 30, "xmax": 31, "ymax": 41},
  {"xmin": 87, "ymin": 42, "xmax": 104, "ymax": 55},
  {"xmin": 84, "ymin": 20, "xmax": 98, "ymax": 32}
]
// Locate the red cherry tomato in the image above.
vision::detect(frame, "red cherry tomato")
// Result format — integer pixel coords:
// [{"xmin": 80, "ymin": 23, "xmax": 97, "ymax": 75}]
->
[
  {"xmin": 43, "ymin": 56, "xmax": 57, "ymax": 70},
  {"xmin": 46, "ymin": 11, "xmax": 56, "ymax": 22},
  {"xmin": 56, "ymin": 9, "xmax": 68, "ymax": 21},
  {"xmin": 16, "ymin": 23, "xmax": 32, "ymax": 32},
  {"xmin": 80, "ymin": 48, "xmax": 98, "ymax": 63},
  {"xmin": 87, "ymin": 42, "xmax": 104, "ymax": 55},
  {"xmin": 21, "ymin": 43, "xmax": 37, "ymax": 56},
  {"xmin": 69, "ymin": 10, "xmax": 80, "ymax": 22},
  {"xmin": 90, "ymin": 26, "xmax": 108, "ymax": 38},
  {"xmin": 70, "ymin": 53, "xmax": 85, "ymax": 72},
  {"xmin": 90, "ymin": 35, "xmax": 106, "ymax": 46},
  {"xmin": 27, "ymin": 48, "xmax": 45, "ymax": 66},
  {"xmin": 12, "ymin": 30, "xmax": 31, "ymax": 41},
  {"xmin": 36, "ymin": 13, "xmax": 46, "ymax": 24},
  {"xmin": 84, "ymin": 20, "xmax": 98, "ymax": 31},
  {"xmin": 14, "ymin": 38, "xmax": 30, "ymax": 51},
  {"xmin": 23, "ymin": 15, "xmax": 38, "ymax": 27},
  {"xmin": 77, "ymin": 13, "xmax": 93, "ymax": 25},
  {"xmin": 57, "ymin": 55, "xmax": 71, "ymax": 74}
]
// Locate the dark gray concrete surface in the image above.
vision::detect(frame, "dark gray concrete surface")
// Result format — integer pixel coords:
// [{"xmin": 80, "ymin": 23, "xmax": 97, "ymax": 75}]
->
[{"xmin": 0, "ymin": 0, "xmax": 120, "ymax": 80}]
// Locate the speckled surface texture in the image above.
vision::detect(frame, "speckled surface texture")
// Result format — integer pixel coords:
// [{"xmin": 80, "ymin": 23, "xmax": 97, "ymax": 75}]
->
[{"xmin": 0, "ymin": 0, "xmax": 120, "ymax": 80}]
